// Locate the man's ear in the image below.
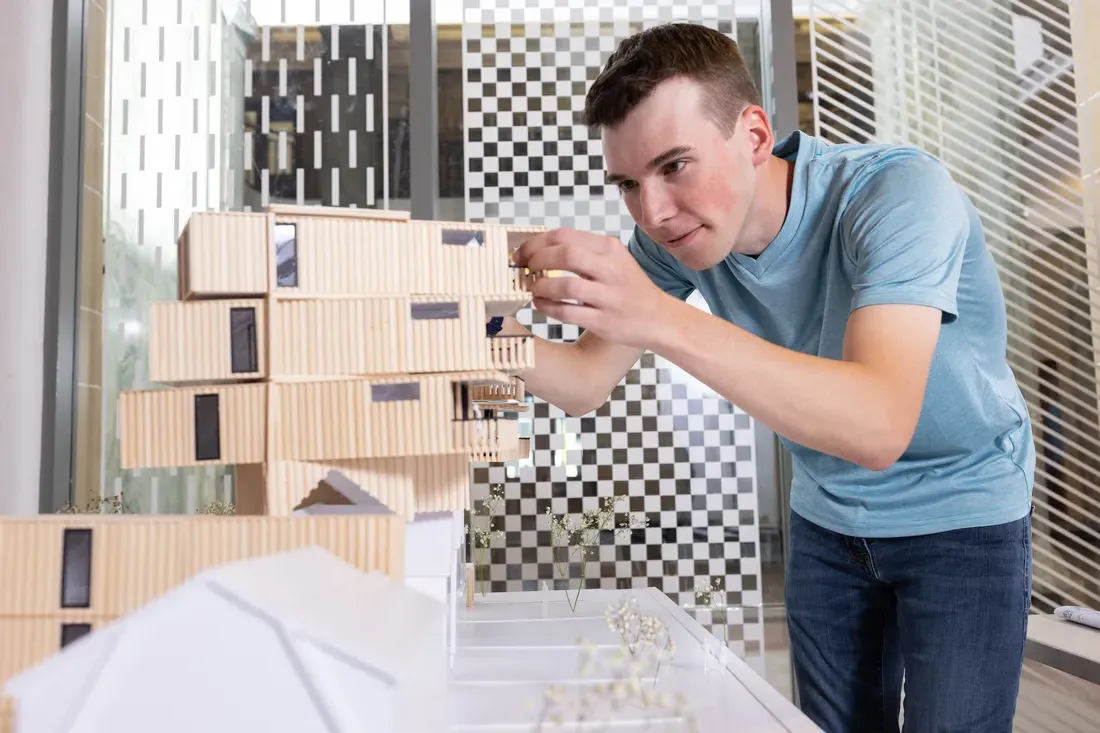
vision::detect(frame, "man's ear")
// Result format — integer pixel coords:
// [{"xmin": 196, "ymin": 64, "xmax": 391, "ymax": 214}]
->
[{"xmin": 741, "ymin": 106, "xmax": 774, "ymax": 167}]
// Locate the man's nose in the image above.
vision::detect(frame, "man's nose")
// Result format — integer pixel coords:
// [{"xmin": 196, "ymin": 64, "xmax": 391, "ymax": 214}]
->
[{"xmin": 639, "ymin": 186, "xmax": 676, "ymax": 228}]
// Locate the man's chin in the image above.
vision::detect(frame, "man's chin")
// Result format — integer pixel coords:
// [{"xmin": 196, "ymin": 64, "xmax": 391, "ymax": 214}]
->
[{"xmin": 668, "ymin": 240, "xmax": 726, "ymax": 271}]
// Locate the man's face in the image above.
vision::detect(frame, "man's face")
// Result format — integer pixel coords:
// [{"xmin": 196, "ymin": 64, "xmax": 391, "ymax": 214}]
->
[{"xmin": 602, "ymin": 76, "xmax": 771, "ymax": 270}]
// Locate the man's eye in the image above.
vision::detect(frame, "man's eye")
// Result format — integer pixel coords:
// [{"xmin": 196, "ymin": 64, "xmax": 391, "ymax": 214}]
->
[
  {"xmin": 618, "ymin": 180, "xmax": 637, "ymax": 192},
  {"xmin": 664, "ymin": 160, "xmax": 686, "ymax": 174}
]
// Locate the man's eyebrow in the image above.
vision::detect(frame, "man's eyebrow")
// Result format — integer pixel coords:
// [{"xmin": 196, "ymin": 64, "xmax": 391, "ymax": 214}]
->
[{"xmin": 605, "ymin": 145, "xmax": 695, "ymax": 185}]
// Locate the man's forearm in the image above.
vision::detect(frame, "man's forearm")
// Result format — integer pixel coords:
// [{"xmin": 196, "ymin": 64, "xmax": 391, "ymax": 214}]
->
[
  {"xmin": 650, "ymin": 301, "xmax": 918, "ymax": 471},
  {"xmin": 499, "ymin": 317, "xmax": 610, "ymax": 416}
]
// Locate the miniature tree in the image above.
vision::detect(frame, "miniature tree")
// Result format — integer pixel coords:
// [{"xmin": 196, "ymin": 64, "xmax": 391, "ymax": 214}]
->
[
  {"xmin": 466, "ymin": 484, "xmax": 504, "ymax": 597},
  {"xmin": 545, "ymin": 495, "xmax": 648, "ymax": 612},
  {"xmin": 693, "ymin": 577, "xmax": 729, "ymax": 646}
]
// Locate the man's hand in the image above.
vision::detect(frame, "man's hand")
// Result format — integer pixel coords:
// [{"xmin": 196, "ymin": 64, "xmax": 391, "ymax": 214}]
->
[{"xmin": 512, "ymin": 228, "xmax": 675, "ymax": 350}]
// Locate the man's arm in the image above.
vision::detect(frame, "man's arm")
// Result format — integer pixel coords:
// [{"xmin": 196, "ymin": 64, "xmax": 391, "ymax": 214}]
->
[
  {"xmin": 651, "ymin": 301, "xmax": 940, "ymax": 470},
  {"xmin": 515, "ymin": 151, "xmax": 969, "ymax": 471},
  {"xmin": 499, "ymin": 316, "xmax": 643, "ymax": 416}
]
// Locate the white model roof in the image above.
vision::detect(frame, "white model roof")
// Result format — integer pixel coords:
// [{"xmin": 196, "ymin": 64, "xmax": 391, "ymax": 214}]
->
[
  {"xmin": 207, "ymin": 545, "xmax": 444, "ymax": 673},
  {"xmin": 3, "ymin": 547, "xmax": 447, "ymax": 733},
  {"xmin": 293, "ymin": 470, "xmax": 397, "ymax": 516}
]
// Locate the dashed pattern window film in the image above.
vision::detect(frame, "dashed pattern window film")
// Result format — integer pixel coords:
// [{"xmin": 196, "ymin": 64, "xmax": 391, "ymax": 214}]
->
[
  {"xmin": 102, "ymin": 0, "xmax": 408, "ymax": 513},
  {"xmin": 243, "ymin": 23, "xmax": 389, "ymax": 210}
]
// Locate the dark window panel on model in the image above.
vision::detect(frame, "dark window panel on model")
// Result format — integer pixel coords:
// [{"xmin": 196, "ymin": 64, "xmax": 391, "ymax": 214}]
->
[
  {"xmin": 410, "ymin": 302, "xmax": 460, "ymax": 320},
  {"xmin": 229, "ymin": 307, "xmax": 258, "ymax": 374},
  {"xmin": 60, "ymin": 528, "xmax": 92, "ymax": 608},
  {"xmin": 452, "ymin": 383, "xmax": 472, "ymax": 421},
  {"xmin": 371, "ymin": 382, "xmax": 421, "ymax": 402},
  {"xmin": 274, "ymin": 222, "xmax": 298, "ymax": 287},
  {"xmin": 194, "ymin": 394, "xmax": 221, "ymax": 461},
  {"xmin": 60, "ymin": 623, "xmax": 92, "ymax": 648},
  {"xmin": 440, "ymin": 228, "xmax": 485, "ymax": 247}
]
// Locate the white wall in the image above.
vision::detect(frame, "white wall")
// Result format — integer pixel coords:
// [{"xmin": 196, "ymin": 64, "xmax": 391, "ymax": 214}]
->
[{"xmin": 0, "ymin": 0, "xmax": 52, "ymax": 514}]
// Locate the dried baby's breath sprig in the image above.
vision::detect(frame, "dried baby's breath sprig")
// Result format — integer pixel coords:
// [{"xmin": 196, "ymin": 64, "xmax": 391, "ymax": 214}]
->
[
  {"xmin": 199, "ymin": 499, "xmax": 236, "ymax": 515},
  {"xmin": 57, "ymin": 491, "xmax": 130, "ymax": 515},
  {"xmin": 545, "ymin": 494, "xmax": 648, "ymax": 611},
  {"xmin": 535, "ymin": 602, "xmax": 696, "ymax": 732},
  {"xmin": 693, "ymin": 576, "xmax": 729, "ymax": 645},
  {"xmin": 605, "ymin": 597, "xmax": 676, "ymax": 685},
  {"xmin": 466, "ymin": 483, "xmax": 505, "ymax": 597},
  {"xmin": 480, "ymin": 483, "xmax": 505, "ymax": 516}
]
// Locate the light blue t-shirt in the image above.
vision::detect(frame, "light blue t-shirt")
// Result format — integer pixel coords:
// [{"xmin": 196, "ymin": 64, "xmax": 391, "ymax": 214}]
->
[{"xmin": 629, "ymin": 130, "xmax": 1034, "ymax": 538}]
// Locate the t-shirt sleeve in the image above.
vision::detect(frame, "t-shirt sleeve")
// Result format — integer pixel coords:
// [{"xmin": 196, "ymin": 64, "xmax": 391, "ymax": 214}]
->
[
  {"xmin": 840, "ymin": 151, "xmax": 970, "ymax": 324},
  {"xmin": 626, "ymin": 225, "xmax": 696, "ymax": 302}
]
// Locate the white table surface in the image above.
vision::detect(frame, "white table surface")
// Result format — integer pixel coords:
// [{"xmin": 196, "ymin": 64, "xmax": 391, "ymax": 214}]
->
[
  {"xmin": 1025, "ymin": 613, "xmax": 1100, "ymax": 686},
  {"xmin": 448, "ymin": 587, "xmax": 821, "ymax": 732}
]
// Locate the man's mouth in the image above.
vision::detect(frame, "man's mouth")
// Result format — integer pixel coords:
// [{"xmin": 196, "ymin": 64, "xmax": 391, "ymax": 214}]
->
[{"xmin": 663, "ymin": 226, "xmax": 701, "ymax": 248}]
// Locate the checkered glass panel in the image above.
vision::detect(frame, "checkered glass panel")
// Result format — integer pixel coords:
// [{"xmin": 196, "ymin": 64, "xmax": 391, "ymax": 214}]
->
[{"xmin": 462, "ymin": 0, "xmax": 764, "ymax": 660}]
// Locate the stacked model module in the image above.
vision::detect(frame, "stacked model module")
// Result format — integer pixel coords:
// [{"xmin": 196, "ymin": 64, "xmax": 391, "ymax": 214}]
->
[{"xmin": 117, "ymin": 204, "xmax": 542, "ymax": 518}]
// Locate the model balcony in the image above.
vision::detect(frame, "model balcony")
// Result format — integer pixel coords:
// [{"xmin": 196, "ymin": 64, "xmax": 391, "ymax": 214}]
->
[
  {"xmin": 469, "ymin": 437, "xmax": 531, "ymax": 464},
  {"xmin": 451, "ymin": 418, "xmax": 520, "ymax": 460},
  {"xmin": 486, "ymin": 336, "xmax": 534, "ymax": 374},
  {"xmin": 471, "ymin": 376, "xmax": 526, "ymax": 406}
]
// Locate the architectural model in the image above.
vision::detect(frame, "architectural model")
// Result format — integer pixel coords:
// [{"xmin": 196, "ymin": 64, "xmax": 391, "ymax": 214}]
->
[
  {"xmin": 0, "ymin": 204, "xmax": 546, "ymax": 731},
  {"xmin": 117, "ymin": 203, "xmax": 542, "ymax": 518},
  {"xmin": 0, "ymin": 205, "xmax": 826, "ymax": 731}
]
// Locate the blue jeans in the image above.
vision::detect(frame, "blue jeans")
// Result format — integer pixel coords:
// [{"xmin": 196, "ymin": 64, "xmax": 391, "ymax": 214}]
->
[{"xmin": 785, "ymin": 509, "xmax": 1032, "ymax": 733}]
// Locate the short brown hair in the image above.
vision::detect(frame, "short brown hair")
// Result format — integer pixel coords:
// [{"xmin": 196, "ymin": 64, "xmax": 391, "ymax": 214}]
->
[{"xmin": 582, "ymin": 23, "xmax": 762, "ymax": 136}]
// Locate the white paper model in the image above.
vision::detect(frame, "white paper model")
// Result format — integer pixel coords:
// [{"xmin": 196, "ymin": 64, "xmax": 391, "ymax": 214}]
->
[
  {"xmin": 295, "ymin": 470, "xmax": 465, "ymax": 667},
  {"xmin": 2, "ymin": 547, "xmax": 451, "ymax": 733}
]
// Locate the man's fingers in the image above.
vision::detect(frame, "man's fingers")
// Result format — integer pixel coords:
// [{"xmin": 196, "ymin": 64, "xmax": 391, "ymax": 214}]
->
[
  {"xmin": 526, "ymin": 242, "xmax": 608, "ymax": 280},
  {"xmin": 513, "ymin": 228, "xmax": 612, "ymax": 273},
  {"xmin": 529, "ymin": 273, "xmax": 603, "ymax": 307},
  {"xmin": 531, "ymin": 297, "xmax": 600, "ymax": 333},
  {"xmin": 512, "ymin": 230, "xmax": 553, "ymax": 267}
]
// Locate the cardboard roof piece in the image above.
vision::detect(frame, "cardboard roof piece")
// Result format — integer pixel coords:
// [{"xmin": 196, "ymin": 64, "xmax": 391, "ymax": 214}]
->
[
  {"xmin": 293, "ymin": 470, "xmax": 464, "ymax": 582},
  {"xmin": 293, "ymin": 469, "xmax": 393, "ymax": 515},
  {"xmin": 3, "ymin": 547, "xmax": 450, "ymax": 733}
]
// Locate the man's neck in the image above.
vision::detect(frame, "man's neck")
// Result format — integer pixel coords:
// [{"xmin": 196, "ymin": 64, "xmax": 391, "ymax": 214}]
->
[{"xmin": 738, "ymin": 155, "xmax": 795, "ymax": 257}]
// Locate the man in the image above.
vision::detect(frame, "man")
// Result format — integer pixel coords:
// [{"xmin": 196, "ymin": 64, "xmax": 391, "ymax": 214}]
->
[{"xmin": 497, "ymin": 21, "xmax": 1035, "ymax": 733}]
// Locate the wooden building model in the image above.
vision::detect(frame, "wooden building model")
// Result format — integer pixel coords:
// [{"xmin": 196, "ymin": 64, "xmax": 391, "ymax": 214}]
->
[
  {"xmin": 116, "ymin": 204, "xmax": 541, "ymax": 517},
  {"xmin": 0, "ymin": 205, "xmax": 546, "ymax": 730},
  {"xmin": 1, "ymin": 540, "xmax": 450, "ymax": 733},
  {"xmin": 0, "ymin": 513, "xmax": 406, "ymax": 689}
]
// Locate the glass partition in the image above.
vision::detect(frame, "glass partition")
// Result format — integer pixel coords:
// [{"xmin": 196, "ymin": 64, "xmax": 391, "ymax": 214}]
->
[
  {"xmin": 101, "ymin": 0, "xmax": 412, "ymax": 512},
  {"xmin": 450, "ymin": 0, "xmax": 786, "ymax": 689}
]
